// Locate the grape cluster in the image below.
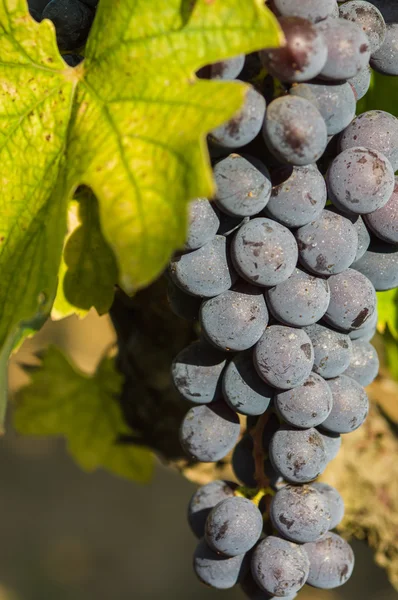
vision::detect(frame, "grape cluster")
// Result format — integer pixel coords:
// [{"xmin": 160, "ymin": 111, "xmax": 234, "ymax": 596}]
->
[{"xmin": 168, "ymin": 2, "xmax": 398, "ymax": 597}]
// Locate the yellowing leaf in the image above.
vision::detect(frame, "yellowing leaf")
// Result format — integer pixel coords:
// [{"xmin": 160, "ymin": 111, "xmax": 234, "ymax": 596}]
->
[
  {"xmin": 0, "ymin": 0, "xmax": 282, "ymax": 424},
  {"xmin": 53, "ymin": 189, "xmax": 118, "ymax": 319},
  {"xmin": 377, "ymin": 289, "xmax": 398, "ymax": 339},
  {"xmin": 14, "ymin": 347, "xmax": 154, "ymax": 483}
]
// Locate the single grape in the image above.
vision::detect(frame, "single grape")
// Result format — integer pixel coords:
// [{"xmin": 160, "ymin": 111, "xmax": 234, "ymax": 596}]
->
[
  {"xmin": 222, "ymin": 351, "xmax": 273, "ymax": 416},
  {"xmin": 290, "ymin": 81, "xmax": 356, "ymax": 136},
  {"xmin": 339, "ymin": 1, "xmax": 386, "ymax": 53},
  {"xmin": 184, "ymin": 198, "xmax": 220, "ymax": 250},
  {"xmin": 266, "ymin": 268, "xmax": 330, "ymax": 327},
  {"xmin": 232, "ymin": 218, "xmax": 298, "ymax": 287},
  {"xmin": 272, "ymin": 0, "xmax": 338, "ymax": 22},
  {"xmin": 364, "ymin": 178, "xmax": 398, "ymax": 244},
  {"xmin": 370, "ymin": 24, "xmax": 398, "ymax": 76},
  {"xmin": 255, "ymin": 326, "xmax": 314, "ymax": 390},
  {"xmin": 322, "ymin": 375, "xmax": 369, "ymax": 433},
  {"xmin": 353, "ymin": 239, "xmax": 398, "ymax": 291},
  {"xmin": 200, "ymin": 281, "xmax": 269, "ymax": 352},
  {"xmin": 171, "ymin": 340, "xmax": 226, "ymax": 404},
  {"xmin": 169, "ymin": 235, "xmax": 236, "ymax": 298},
  {"xmin": 193, "ymin": 538, "xmax": 249, "ymax": 589},
  {"xmin": 251, "ymin": 536, "xmax": 310, "ymax": 597},
  {"xmin": 210, "ymin": 86, "xmax": 266, "ymax": 148},
  {"xmin": 343, "ymin": 340, "xmax": 379, "ymax": 386},
  {"xmin": 327, "ymin": 147, "xmax": 395, "ymax": 215},
  {"xmin": 316, "ymin": 17, "xmax": 371, "ymax": 80},
  {"xmin": 42, "ymin": 0, "xmax": 94, "ymax": 50},
  {"xmin": 339, "ymin": 110, "xmax": 398, "ymax": 172},
  {"xmin": 317, "ymin": 430, "xmax": 342, "ymax": 461},
  {"xmin": 197, "ymin": 55, "xmax": 245, "ymax": 80},
  {"xmin": 304, "ymin": 532, "xmax": 355, "ymax": 589},
  {"xmin": 213, "ymin": 154, "xmax": 272, "ymax": 217},
  {"xmin": 324, "ymin": 269, "xmax": 377, "ymax": 331},
  {"xmin": 205, "ymin": 497, "xmax": 263, "ymax": 557},
  {"xmin": 275, "ymin": 372, "xmax": 333, "ymax": 429},
  {"xmin": 232, "ymin": 434, "xmax": 258, "ymax": 487},
  {"xmin": 296, "ymin": 210, "xmax": 359, "ymax": 275},
  {"xmin": 270, "ymin": 484, "xmax": 331, "ymax": 543},
  {"xmin": 304, "ymin": 323, "xmax": 352, "ymax": 379},
  {"xmin": 241, "ymin": 571, "xmax": 298, "ymax": 600},
  {"xmin": 269, "ymin": 426, "xmax": 328, "ymax": 483},
  {"xmin": 180, "ymin": 401, "xmax": 240, "ymax": 462},
  {"xmin": 312, "ymin": 482, "xmax": 345, "ymax": 530},
  {"xmin": 334, "ymin": 212, "xmax": 370, "ymax": 262},
  {"xmin": 263, "ymin": 96, "xmax": 327, "ymax": 166},
  {"xmin": 167, "ymin": 279, "xmax": 201, "ymax": 321},
  {"xmin": 259, "ymin": 17, "xmax": 328, "ymax": 82},
  {"xmin": 188, "ymin": 480, "xmax": 238, "ymax": 538},
  {"xmin": 349, "ymin": 66, "xmax": 372, "ymax": 100},
  {"xmin": 264, "ymin": 164, "xmax": 326, "ymax": 229},
  {"xmin": 63, "ymin": 53, "xmax": 84, "ymax": 66}
]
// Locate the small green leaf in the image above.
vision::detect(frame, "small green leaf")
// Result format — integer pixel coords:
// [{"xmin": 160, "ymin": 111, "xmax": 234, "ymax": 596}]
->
[
  {"xmin": 53, "ymin": 189, "xmax": 118, "ymax": 319},
  {"xmin": 377, "ymin": 290, "xmax": 398, "ymax": 339},
  {"xmin": 14, "ymin": 347, "xmax": 154, "ymax": 483},
  {"xmin": 0, "ymin": 0, "xmax": 282, "ymax": 370}
]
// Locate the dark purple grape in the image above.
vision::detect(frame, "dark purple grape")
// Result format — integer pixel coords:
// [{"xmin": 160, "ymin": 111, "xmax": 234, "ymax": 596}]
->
[
  {"xmin": 260, "ymin": 17, "xmax": 328, "ymax": 82},
  {"xmin": 263, "ymin": 96, "xmax": 327, "ymax": 166},
  {"xmin": 232, "ymin": 218, "xmax": 298, "ymax": 287},
  {"xmin": 269, "ymin": 426, "xmax": 328, "ymax": 483},
  {"xmin": 264, "ymin": 164, "xmax": 327, "ymax": 228},
  {"xmin": 324, "ymin": 269, "xmax": 377, "ymax": 332},
  {"xmin": 296, "ymin": 210, "xmax": 359, "ymax": 275},
  {"xmin": 188, "ymin": 480, "xmax": 238, "ymax": 538},
  {"xmin": 213, "ymin": 154, "xmax": 271, "ymax": 217},
  {"xmin": 210, "ymin": 86, "xmax": 266, "ymax": 149},
  {"xmin": 184, "ymin": 198, "xmax": 220, "ymax": 250},
  {"xmin": 171, "ymin": 340, "xmax": 226, "ymax": 404},
  {"xmin": 193, "ymin": 538, "xmax": 249, "ymax": 589},
  {"xmin": 290, "ymin": 81, "xmax": 356, "ymax": 136},
  {"xmin": 327, "ymin": 147, "xmax": 395, "ymax": 215},
  {"xmin": 349, "ymin": 66, "xmax": 371, "ymax": 100},
  {"xmin": 340, "ymin": 110, "xmax": 398, "ymax": 172},
  {"xmin": 344, "ymin": 340, "xmax": 379, "ymax": 386},
  {"xmin": 322, "ymin": 375, "xmax": 369, "ymax": 433},
  {"xmin": 317, "ymin": 430, "xmax": 342, "ymax": 461},
  {"xmin": 312, "ymin": 482, "xmax": 345, "ymax": 530},
  {"xmin": 370, "ymin": 24, "xmax": 398, "ymax": 75},
  {"xmin": 304, "ymin": 532, "xmax": 355, "ymax": 589},
  {"xmin": 304, "ymin": 323, "xmax": 352, "ymax": 379},
  {"xmin": 223, "ymin": 351, "xmax": 273, "ymax": 416},
  {"xmin": 275, "ymin": 372, "xmax": 333, "ymax": 428},
  {"xmin": 200, "ymin": 281, "xmax": 269, "ymax": 352},
  {"xmin": 270, "ymin": 484, "xmax": 331, "ymax": 543},
  {"xmin": 251, "ymin": 536, "xmax": 310, "ymax": 596},
  {"xmin": 205, "ymin": 497, "xmax": 263, "ymax": 557},
  {"xmin": 266, "ymin": 268, "xmax": 330, "ymax": 327},
  {"xmin": 180, "ymin": 401, "xmax": 240, "ymax": 462},
  {"xmin": 167, "ymin": 279, "xmax": 201, "ymax": 321},
  {"xmin": 316, "ymin": 17, "xmax": 371, "ymax": 80},
  {"xmin": 255, "ymin": 325, "xmax": 314, "ymax": 390},
  {"xmin": 339, "ymin": 0, "xmax": 386, "ymax": 53}
]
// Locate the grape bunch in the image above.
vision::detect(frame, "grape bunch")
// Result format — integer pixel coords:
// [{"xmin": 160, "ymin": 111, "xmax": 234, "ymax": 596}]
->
[{"xmin": 167, "ymin": 2, "xmax": 398, "ymax": 597}]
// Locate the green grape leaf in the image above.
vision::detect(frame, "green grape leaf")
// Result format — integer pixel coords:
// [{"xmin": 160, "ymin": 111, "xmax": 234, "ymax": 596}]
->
[
  {"xmin": 384, "ymin": 327, "xmax": 398, "ymax": 381},
  {"xmin": 377, "ymin": 289, "xmax": 398, "ymax": 340},
  {"xmin": 14, "ymin": 346, "xmax": 154, "ymax": 483},
  {"xmin": 0, "ymin": 0, "xmax": 282, "ymax": 424},
  {"xmin": 52, "ymin": 189, "xmax": 118, "ymax": 319}
]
